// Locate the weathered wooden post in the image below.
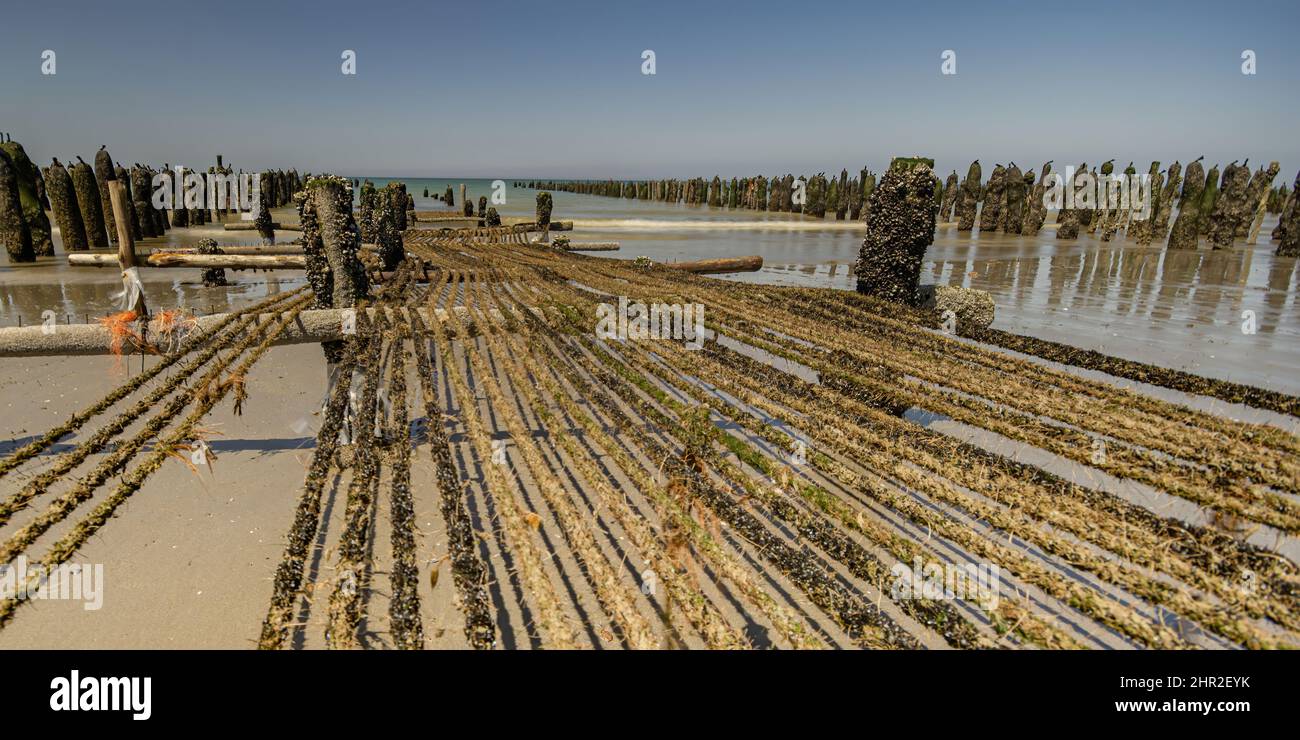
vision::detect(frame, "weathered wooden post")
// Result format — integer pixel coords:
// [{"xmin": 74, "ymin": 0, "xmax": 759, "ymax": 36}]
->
[{"xmin": 107, "ymin": 177, "xmax": 147, "ymax": 317}]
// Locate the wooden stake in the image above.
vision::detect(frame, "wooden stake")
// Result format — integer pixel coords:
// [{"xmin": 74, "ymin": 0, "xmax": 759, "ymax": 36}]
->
[{"xmin": 107, "ymin": 179, "xmax": 147, "ymax": 317}]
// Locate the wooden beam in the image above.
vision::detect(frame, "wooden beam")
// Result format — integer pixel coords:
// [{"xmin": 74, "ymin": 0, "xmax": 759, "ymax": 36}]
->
[
  {"xmin": 665, "ymin": 255, "xmax": 763, "ymax": 274},
  {"xmin": 0, "ymin": 306, "xmax": 505, "ymax": 358},
  {"xmin": 68, "ymin": 252, "xmax": 152, "ymax": 267},
  {"xmin": 150, "ymin": 245, "xmax": 306, "ymax": 256},
  {"xmin": 146, "ymin": 253, "xmax": 307, "ymax": 269},
  {"xmin": 223, "ymin": 221, "xmax": 302, "ymax": 231}
]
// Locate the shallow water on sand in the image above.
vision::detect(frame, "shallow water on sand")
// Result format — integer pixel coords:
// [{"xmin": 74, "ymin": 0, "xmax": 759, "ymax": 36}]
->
[{"xmin": 2, "ymin": 184, "xmax": 1296, "ymax": 395}]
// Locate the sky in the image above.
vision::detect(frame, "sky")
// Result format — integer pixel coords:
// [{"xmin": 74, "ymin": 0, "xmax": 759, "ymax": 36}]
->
[{"xmin": 1, "ymin": 0, "xmax": 1297, "ymax": 180}]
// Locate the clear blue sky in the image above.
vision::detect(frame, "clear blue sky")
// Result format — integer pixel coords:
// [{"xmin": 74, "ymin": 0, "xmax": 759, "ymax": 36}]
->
[{"xmin": 1, "ymin": 0, "xmax": 1296, "ymax": 179}]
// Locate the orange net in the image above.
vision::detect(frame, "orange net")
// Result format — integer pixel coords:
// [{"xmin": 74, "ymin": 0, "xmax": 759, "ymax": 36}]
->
[
  {"xmin": 152, "ymin": 309, "xmax": 197, "ymax": 353},
  {"xmin": 96, "ymin": 311, "xmax": 144, "ymax": 358}
]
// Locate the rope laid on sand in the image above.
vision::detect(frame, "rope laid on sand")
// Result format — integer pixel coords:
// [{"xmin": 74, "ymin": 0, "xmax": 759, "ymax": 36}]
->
[
  {"xmin": 0, "ymin": 287, "xmax": 305, "ymax": 478},
  {"xmin": 0, "ymin": 301, "xmax": 309, "ymax": 628}
]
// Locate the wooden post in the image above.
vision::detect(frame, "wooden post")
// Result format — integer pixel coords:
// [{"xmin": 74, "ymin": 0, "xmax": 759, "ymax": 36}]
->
[{"xmin": 107, "ymin": 178, "xmax": 147, "ymax": 317}]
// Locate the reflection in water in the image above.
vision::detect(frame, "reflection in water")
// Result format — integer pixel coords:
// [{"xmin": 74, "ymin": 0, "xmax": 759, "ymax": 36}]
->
[{"xmin": 728, "ymin": 223, "xmax": 1299, "ymax": 395}]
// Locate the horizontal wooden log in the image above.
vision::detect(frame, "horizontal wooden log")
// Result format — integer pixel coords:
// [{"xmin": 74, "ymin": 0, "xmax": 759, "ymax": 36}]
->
[
  {"xmin": 410, "ymin": 213, "xmax": 478, "ymax": 222},
  {"xmin": 147, "ymin": 253, "xmax": 307, "ymax": 269},
  {"xmin": 150, "ymin": 245, "xmax": 304, "ymax": 256},
  {"xmin": 67, "ymin": 253, "xmax": 152, "ymax": 267},
  {"xmin": 223, "ymin": 221, "xmax": 302, "ymax": 231},
  {"xmin": 665, "ymin": 255, "xmax": 763, "ymax": 274},
  {"xmin": 0, "ymin": 306, "xmax": 504, "ymax": 358},
  {"xmin": 559, "ymin": 241, "xmax": 619, "ymax": 251}
]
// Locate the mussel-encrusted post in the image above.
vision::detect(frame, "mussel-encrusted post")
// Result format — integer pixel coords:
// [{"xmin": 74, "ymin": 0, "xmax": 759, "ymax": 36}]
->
[
  {"xmin": 1198, "ymin": 163, "xmax": 1220, "ymax": 236},
  {"xmin": 1168, "ymin": 158, "xmax": 1206, "ymax": 249},
  {"xmin": 254, "ymin": 172, "xmax": 276, "ymax": 245},
  {"xmin": 0, "ymin": 150, "xmax": 34, "ymax": 262},
  {"xmin": 1277, "ymin": 170, "xmax": 1300, "ymax": 257},
  {"xmin": 1055, "ymin": 163, "xmax": 1086, "ymax": 240},
  {"xmin": 374, "ymin": 188, "xmax": 404, "ymax": 270},
  {"xmin": 195, "ymin": 237, "xmax": 228, "ymax": 287},
  {"xmin": 954, "ymin": 160, "xmax": 981, "ymax": 231},
  {"xmin": 129, "ymin": 166, "xmax": 156, "ymax": 239},
  {"xmin": 94, "ymin": 146, "xmax": 117, "ymax": 243},
  {"xmin": 536, "ymin": 191, "xmax": 553, "ymax": 240},
  {"xmin": 1001, "ymin": 163, "xmax": 1025, "ymax": 232},
  {"xmin": 358, "ymin": 180, "xmax": 378, "ymax": 242},
  {"xmin": 854, "ymin": 157, "xmax": 938, "ymax": 305},
  {"xmin": 1020, "ymin": 162, "xmax": 1051, "ymax": 236},
  {"xmin": 392, "ymin": 183, "xmax": 408, "ymax": 231},
  {"xmin": 1240, "ymin": 161, "xmax": 1279, "ymax": 241},
  {"xmin": 1208, "ymin": 161, "xmax": 1249, "ymax": 248},
  {"xmin": 1149, "ymin": 161, "xmax": 1181, "ymax": 244},
  {"xmin": 45, "ymin": 158, "xmax": 88, "ymax": 251},
  {"xmin": 1131, "ymin": 162, "xmax": 1162, "ymax": 245},
  {"xmin": 0, "ymin": 140, "xmax": 53, "ymax": 256},
  {"xmin": 939, "ymin": 170, "xmax": 959, "ymax": 223},
  {"xmin": 71, "ymin": 157, "xmax": 108, "ymax": 248},
  {"xmin": 977, "ymin": 164, "xmax": 1005, "ymax": 232}
]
